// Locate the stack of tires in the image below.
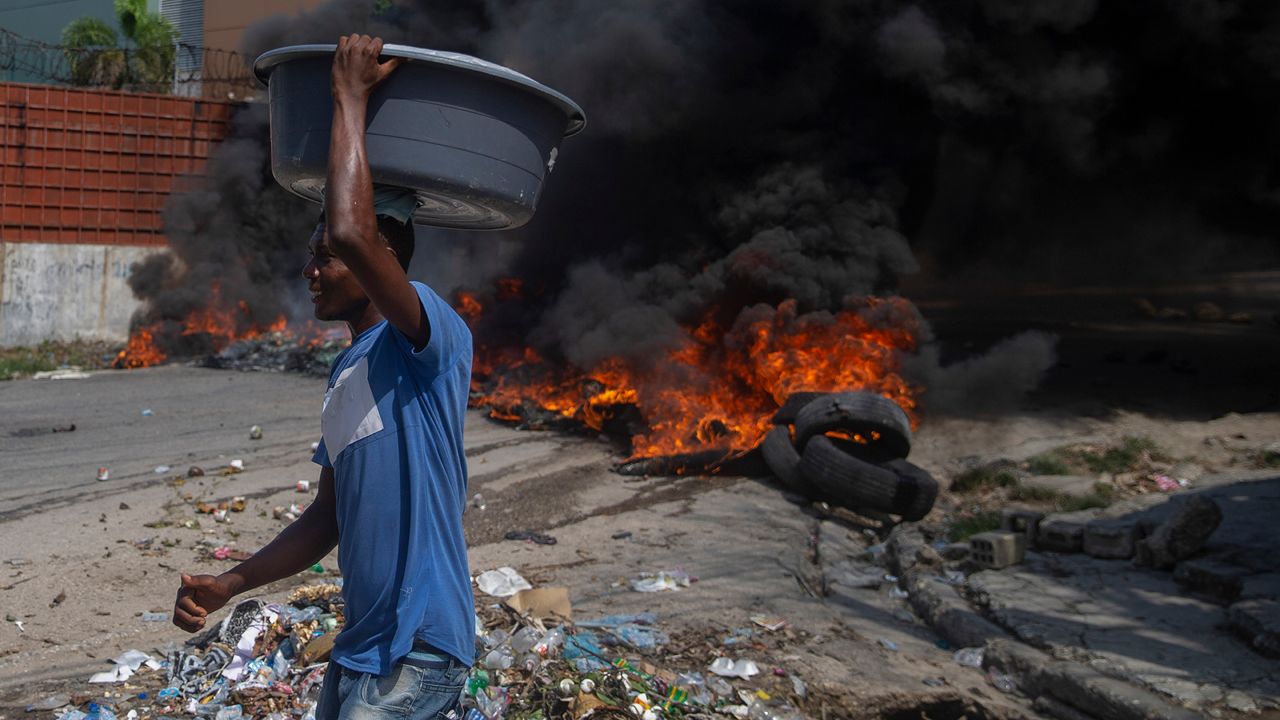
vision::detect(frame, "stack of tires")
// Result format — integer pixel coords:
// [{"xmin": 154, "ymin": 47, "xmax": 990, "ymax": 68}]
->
[{"xmin": 761, "ymin": 392, "xmax": 938, "ymax": 522}]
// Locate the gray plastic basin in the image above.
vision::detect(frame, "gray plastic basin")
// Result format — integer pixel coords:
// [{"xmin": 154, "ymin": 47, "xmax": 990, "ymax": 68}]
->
[{"xmin": 253, "ymin": 44, "xmax": 585, "ymax": 230}]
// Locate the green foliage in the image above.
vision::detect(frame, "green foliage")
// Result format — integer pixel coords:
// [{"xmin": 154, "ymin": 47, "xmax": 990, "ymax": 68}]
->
[
  {"xmin": 948, "ymin": 511, "xmax": 1002, "ymax": 542},
  {"xmin": 0, "ymin": 354, "xmax": 56, "ymax": 380},
  {"xmin": 61, "ymin": 0, "xmax": 177, "ymax": 91},
  {"xmin": 951, "ymin": 466, "xmax": 1018, "ymax": 493},
  {"xmin": 1083, "ymin": 436, "xmax": 1158, "ymax": 474},
  {"xmin": 1026, "ymin": 450, "xmax": 1072, "ymax": 476},
  {"xmin": 0, "ymin": 340, "xmax": 115, "ymax": 380}
]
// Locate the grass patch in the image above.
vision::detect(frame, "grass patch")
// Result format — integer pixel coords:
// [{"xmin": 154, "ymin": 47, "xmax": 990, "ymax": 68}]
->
[
  {"xmin": 0, "ymin": 340, "xmax": 116, "ymax": 380},
  {"xmin": 1083, "ymin": 436, "xmax": 1159, "ymax": 474},
  {"xmin": 1252, "ymin": 449, "xmax": 1280, "ymax": 469},
  {"xmin": 0, "ymin": 354, "xmax": 57, "ymax": 379},
  {"xmin": 1025, "ymin": 437, "xmax": 1162, "ymax": 476},
  {"xmin": 948, "ymin": 511, "xmax": 1002, "ymax": 542},
  {"xmin": 951, "ymin": 466, "xmax": 1019, "ymax": 493},
  {"xmin": 1026, "ymin": 452, "xmax": 1072, "ymax": 475}
]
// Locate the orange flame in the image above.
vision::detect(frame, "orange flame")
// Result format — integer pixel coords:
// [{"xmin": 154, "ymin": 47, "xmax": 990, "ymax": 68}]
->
[
  {"xmin": 461, "ymin": 281, "xmax": 920, "ymax": 458},
  {"xmin": 114, "ymin": 327, "xmax": 166, "ymax": 369},
  {"xmin": 116, "ymin": 281, "xmax": 291, "ymax": 368}
]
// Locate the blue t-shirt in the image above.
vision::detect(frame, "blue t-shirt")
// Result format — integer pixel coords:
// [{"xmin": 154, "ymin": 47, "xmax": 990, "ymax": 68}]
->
[{"xmin": 311, "ymin": 281, "xmax": 474, "ymax": 674}]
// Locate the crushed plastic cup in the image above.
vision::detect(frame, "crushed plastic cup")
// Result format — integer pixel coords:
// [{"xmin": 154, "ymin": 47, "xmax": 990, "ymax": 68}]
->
[
  {"xmin": 474, "ymin": 567, "xmax": 532, "ymax": 597},
  {"xmin": 97, "ymin": 467, "xmax": 110, "ymax": 481},
  {"xmin": 709, "ymin": 656, "xmax": 760, "ymax": 679},
  {"xmin": 228, "ymin": 459, "xmax": 244, "ymax": 472},
  {"xmin": 953, "ymin": 647, "xmax": 985, "ymax": 668},
  {"xmin": 631, "ymin": 569, "xmax": 692, "ymax": 592},
  {"xmin": 213, "ymin": 509, "xmax": 229, "ymax": 523}
]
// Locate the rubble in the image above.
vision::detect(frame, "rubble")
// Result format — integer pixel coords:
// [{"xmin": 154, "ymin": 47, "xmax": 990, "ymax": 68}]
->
[{"xmin": 1136, "ymin": 494, "xmax": 1223, "ymax": 569}]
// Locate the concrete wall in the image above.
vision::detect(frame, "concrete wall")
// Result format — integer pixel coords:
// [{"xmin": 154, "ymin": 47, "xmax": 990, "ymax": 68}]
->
[{"xmin": 0, "ymin": 241, "xmax": 163, "ymax": 346}]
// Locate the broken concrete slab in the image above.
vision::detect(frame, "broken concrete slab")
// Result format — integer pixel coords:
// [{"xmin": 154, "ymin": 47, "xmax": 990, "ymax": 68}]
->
[
  {"xmin": 1227, "ymin": 598, "xmax": 1280, "ymax": 658},
  {"xmin": 1173, "ymin": 557, "xmax": 1249, "ymax": 602},
  {"xmin": 966, "ymin": 552, "xmax": 1280, "ymax": 710},
  {"xmin": 1083, "ymin": 518, "xmax": 1140, "ymax": 560},
  {"xmin": 1037, "ymin": 509, "xmax": 1101, "ymax": 553},
  {"xmin": 985, "ymin": 638, "xmax": 1203, "ymax": 720},
  {"xmin": 1136, "ymin": 494, "xmax": 1222, "ymax": 569}
]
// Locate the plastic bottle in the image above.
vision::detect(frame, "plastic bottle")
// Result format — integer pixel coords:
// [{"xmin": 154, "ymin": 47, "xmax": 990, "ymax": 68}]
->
[
  {"xmin": 533, "ymin": 627, "xmax": 565, "ymax": 657},
  {"xmin": 481, "ymin": 646, "xmax": 514, "ymax": 671},
  {"xmin": 509, "ymin": 626, "xmax": 541, "ymax": 655},
  {"xmin": 465, "ymin": 669, "xmax": 491, "ymax": 697}
]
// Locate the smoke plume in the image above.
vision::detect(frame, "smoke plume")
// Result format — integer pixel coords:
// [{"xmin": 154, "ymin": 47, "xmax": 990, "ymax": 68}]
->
[{"xmin": 130, "ymin": 0, "xmax": 1280, "ymax": 413}]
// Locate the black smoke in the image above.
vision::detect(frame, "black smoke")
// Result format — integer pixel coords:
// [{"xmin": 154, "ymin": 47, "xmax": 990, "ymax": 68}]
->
[{"xmin": 132, "ymin": 0, "xmax": 1280, "ymax": 412}]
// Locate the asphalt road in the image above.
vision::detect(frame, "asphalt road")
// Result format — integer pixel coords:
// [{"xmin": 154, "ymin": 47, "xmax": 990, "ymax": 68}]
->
[{"xmin": 0, "ymin": 366, "xmax": 325, "ymax": 521}]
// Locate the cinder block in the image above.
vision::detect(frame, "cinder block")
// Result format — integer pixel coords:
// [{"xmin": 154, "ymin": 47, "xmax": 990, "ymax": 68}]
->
[
  {"xmin": 1001, "ymin": 509, "xmax": 1044, "ymax": 543},
  {"xmin": 969, "ymin": 530, "xmax": 1028, "ymax": 570},
  {"xmin": 1083, "ymin": 519, "xmax": 1139, "ymax": 560}
]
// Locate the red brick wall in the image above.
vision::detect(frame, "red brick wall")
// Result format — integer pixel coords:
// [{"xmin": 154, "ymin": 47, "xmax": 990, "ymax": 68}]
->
[{"xmin": 0, "ymin": 82, "xmax": 239, "ymax": 247}]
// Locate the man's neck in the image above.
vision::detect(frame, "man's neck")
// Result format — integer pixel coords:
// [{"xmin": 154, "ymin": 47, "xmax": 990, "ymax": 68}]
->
[{"xmin": 346, "ymin": 304, "xmax": 385, "ymax": 339}]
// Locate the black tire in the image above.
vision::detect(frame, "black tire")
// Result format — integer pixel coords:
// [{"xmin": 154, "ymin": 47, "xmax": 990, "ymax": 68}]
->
[
  {"xmin": 793, "ymin": 391, "xmax": 912, "ymax": 461},
  {"xmin": 771, "ymin": 392, "xmax": 828, "ymax": 426},
  {"xmin": 881, "ymin": 459, "xmax": 939, "ymax": 522},
  {"xmin": 800, "ymin": 436, "xmax": 938, "ymax": 520},
  {"xmin": 761, "ymin": 425, "xmax": 819, "ymax": 496}
]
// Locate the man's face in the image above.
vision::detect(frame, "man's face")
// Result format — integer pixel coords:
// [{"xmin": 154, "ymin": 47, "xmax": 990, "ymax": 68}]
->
[{"xmin": 302, "ymin": 223, "xmax": 369, "ymax": 322}]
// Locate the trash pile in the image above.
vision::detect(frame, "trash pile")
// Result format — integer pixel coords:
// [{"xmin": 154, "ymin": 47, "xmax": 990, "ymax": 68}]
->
[
  {"xmin": 202, "ymin": 332, "xmax": 347, "ymax": 376},
  {"xmin": 44, "ymin": 568, "xmax": 816, "ymax": 720}
]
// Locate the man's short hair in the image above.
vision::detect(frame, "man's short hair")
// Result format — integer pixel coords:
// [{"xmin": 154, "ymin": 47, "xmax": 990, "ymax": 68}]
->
[
  {"xmin": 316, "ymin": 212, "xmax": 415, "ymax": 271},
  {"xmin": 377, "ymin": 215, "xmax": 415, "ymax": 271}
]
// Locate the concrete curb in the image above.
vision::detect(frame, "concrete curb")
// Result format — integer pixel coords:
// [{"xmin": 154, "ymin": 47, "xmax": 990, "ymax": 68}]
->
[
  {"xmin": 985, "ymin": 640, "xmax": 1203, "ymax": 720},
  {"xmin": 887, "ymin": 525, "xmax": 1206, "ymax": 720}
]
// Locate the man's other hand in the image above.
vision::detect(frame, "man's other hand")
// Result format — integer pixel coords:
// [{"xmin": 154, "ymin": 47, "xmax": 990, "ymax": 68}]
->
[
  {"xmin": 172, "ymin": 573, "xmax": 235, "ymax": 632},
  {"xmin": 332, "ymin": 34, "xmax": 404, "ymax": 101}
]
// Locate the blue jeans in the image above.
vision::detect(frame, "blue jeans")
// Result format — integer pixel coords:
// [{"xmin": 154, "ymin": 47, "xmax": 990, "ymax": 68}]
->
[{"xmin": 315, "ymin": 652, "xmax": 468, "ymax": 720}]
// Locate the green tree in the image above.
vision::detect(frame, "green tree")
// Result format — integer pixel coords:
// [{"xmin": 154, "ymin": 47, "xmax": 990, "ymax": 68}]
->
[{"xmin": 61, "ymin": 0, "xmax": 178, "ymax": 91}]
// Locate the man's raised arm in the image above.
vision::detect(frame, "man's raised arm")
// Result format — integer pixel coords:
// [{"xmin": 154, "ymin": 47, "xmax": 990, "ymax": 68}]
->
[{"xmin": 323, "ymin": 34, "xmax": 428, "ymax": 348}]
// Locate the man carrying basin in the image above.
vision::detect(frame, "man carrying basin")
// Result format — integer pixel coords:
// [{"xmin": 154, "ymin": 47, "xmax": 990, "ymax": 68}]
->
[{"xmin": 172, "ymin": 35, "xmax": 474, "ymax": 720}]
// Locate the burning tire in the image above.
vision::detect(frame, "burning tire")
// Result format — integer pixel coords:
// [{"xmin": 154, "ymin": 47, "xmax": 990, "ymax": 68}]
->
[
  {"xmin": 771, "ymin": 391, "xmax": 827, "ymax": 426},
  {"xmin": 761, "ymin": 425, "xmax": 818, "ymax": 496},
  {"xmin": 793, "ymin": 391, "xmax": 911, "ymax": 462},
  {"xmin": 799, "ymin": 435, "xmax": 938, "ymax": 520}
]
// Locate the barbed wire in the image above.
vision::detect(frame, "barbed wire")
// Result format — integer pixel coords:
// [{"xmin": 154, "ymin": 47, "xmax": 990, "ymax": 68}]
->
[{"xmin": 0, "ymin": 26, "xmax": 258, "ymax": 97}]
